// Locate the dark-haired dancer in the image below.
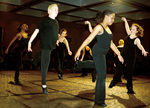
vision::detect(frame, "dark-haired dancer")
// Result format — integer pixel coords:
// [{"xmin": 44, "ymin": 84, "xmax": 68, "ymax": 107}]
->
[
  {"xmin": 55, "ymin": 29, "xmax": 72, "ymax": 79},
  {"xmin": 5, "ymin": 24, "xmax": 29, "ymax": 84},
  {"xmin": 75, "ymin": 10, "xmax": 124, "ymax": 107},
  {"xmin": 109, "ymin": 17, "xmax": 148, "ymax": 94},
  {"xmin": 28, "ymin": 4, "xmax": 59, "ymax": 94}
]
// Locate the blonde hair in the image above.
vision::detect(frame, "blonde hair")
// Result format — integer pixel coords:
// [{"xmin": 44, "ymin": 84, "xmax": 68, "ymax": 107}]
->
[
  {"xmin": 131, "ymin": 23, "xmax": 144, "ymax": 37},
  {"xmin": 118, "ymin": 39, "xmax": 124, "ymax": 45},
  {"xmin": 47, "ymin": 4, "xmax": 57, "ymax": 14}
]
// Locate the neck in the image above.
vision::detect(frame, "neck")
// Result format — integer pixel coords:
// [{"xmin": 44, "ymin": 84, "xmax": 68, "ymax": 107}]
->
[{"xmin": 101, "ymin": 22, "xmax": 108, "ymax": 28}]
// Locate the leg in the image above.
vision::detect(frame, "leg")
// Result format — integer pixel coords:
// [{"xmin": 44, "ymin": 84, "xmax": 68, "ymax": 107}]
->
[{"xmin": 109, "ymin": 62, "xmax": 124, "ymax": 88}]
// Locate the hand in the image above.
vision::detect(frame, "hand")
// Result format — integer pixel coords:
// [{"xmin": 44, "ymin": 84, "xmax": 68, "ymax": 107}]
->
[
  {"xmin": 142, "ymin": 50, "xmax": 149, "ymax": 57},
  {"xmin": 118, "ymin": 55, "xmax": 124, "ymax": 64},
  {"xmin": 68, "ymin": 51, "xmax": 72, "ymax": 56},
  {"xmin": 28, "ymin": 43, "xmax": 32, "ymax": 52},
  {"xmin": 56, "ymin": 40, "xmax": 59, "ymax": 46},
  {"xmin": 84, "ymin": 21, "xmax": 90, "ymax": 25},
  {"xmin": 5, "ymin": 48, "xmax": 9, "ymax": 54},
  {"xmin": 74, "ymin": 51, "xmax": 81, "ymax": 61},
  {"xmin": 121, "ymin": 17, "xmax": 126, "ymax": 21}
]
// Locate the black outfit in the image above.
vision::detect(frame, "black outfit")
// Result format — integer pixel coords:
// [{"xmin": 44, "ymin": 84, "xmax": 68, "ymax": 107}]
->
[
  {"xmin": 55, "ymin": 42, "xmax": 66, "ymax": 78},
  {"xmin": 81, "ymin": 49, "xmax": 93, "ymax": 76},
  {"xmin": 37, "ymin": 17, "xmax": 59, "ymax": 85},
  {"xmin": 109, "ymin": 36, "xmax": 136, "ymax": 92},
  {"xmin": 92, "ymin": 24, "xmax": 113, "ymax": 104},
  {"xmin": 114, "ymin": 46, "xmax": 127, "ymax": 80},
  {"xmin": 14, "ymin": 36, "xmax": 28, "ymax": 83}
]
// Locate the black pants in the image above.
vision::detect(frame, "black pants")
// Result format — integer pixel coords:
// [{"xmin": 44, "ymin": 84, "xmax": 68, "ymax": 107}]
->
[
  {"xmin": 92, "ymin": 45, "xmax": 108, "ymax": 104},
  {"xmin": 15, "ymin": 51, "xmax": 22, "ymax": 82},
  {"xmin": 41, "ymin": 49, "xmax": 52, "ymax": 85},
  {"xmin": 112, "ymin": 56, "xmax": 135, "ymax": 89},
  {"xmin": 55, "ymin": 49, "xmax": 65, "ymax": 76}
]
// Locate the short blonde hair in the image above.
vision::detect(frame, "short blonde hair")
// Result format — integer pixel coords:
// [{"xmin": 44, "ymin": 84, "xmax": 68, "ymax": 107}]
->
[
  {"xmin": 47, "ymin": 4, "xmax": 57, "ymax": 14},
  {"xmin": 118, "ymin": 39, "xmax": 124, "ymax": 45}
]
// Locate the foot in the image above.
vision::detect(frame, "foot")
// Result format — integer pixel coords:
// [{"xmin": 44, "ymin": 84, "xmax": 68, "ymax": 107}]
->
[
  {"xmin": 108, "ymin": 81, "xmax": 115, "ymax": 88},
  {"xmin": 127, "ymin": 89, "xmax": 135, "ymax": 94},
  {"xmin": 42, "ymin": 88, "xmax": 48, "ymax": 95},
  {"xmin": 58, "ymin": 74, "xmax": 63, "ymax": 79},
  {"xmin": 95, "ymin": 102, "xmax": 107, "ymax": 107}
]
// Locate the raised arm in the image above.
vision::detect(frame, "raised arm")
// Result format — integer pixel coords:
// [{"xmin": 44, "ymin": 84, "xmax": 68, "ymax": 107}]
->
[
  {"xmin": 121, "ymin": 17, "xmax": 131, "ymax": 35},
  {"xmin": 110, "ymin": 40, "xmax": 124, "ymax": 64},
  {"xmin": 134, "ymin": 38, "xmax": 149, "ymax": 57},
  {"xmin": 74, "ymin": 25, "xmax": 101, "ymax": 61},
  {"xmin": 5, "ymin": 33, "xmax": 20, "ymax": 54},
  {"xmin": 28, "ymin": 29, "xmax": 39, "ymax": 52},
  {"xmin": 63, "ymin": 38, "xmax": 72, "ymax": 55},
  {"xmin": 84, "ymin": 21, "xmax": 93, "ymax": 33}
]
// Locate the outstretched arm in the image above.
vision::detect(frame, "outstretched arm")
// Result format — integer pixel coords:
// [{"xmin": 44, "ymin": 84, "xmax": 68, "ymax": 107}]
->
[
  {"xmin": 80, "ymin": 48, "xmax": 85, "ymax": 61},
  {"xmin": 110, "ymin": 40, "xmax": 124, "ymax": 64},
  {"xmin": 135, "ymin": 38, "xmax": 149, "ymax": 57},
  {"xmin": 84, "ymin": 21, "xmax": 93, "ymax": 33},
  {"xmin": 121, "ymin": 17, "xmax": 131, "ymax": 35},
  {"xmin": 5, "ymin": 33, "xmax": 20, "ymax": 54},
  {"xmin": 28, "ymin": 29, "xmax": 39, "ymax": 52},
  {"xmin": 64, "ymin": 38, "xmax": 72, "ymax": 55}
]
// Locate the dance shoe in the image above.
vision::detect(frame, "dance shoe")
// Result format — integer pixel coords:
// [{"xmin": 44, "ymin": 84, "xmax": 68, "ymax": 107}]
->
[
  {"xmin": 108, "ymin": 81, "xmax": 116, "ymax": 88},
  {"xmin": 95, "ymin": 102, "xmax": 107, "ymax": 107},
  {"xmin": 127, "ymin": 87, "xmax": 135, "ymax": 94},
  {"xmin": 58, "ymin": 74, "xmax": 63, "ymax": 79},
  {"xmin": 42, "ymin": 88, "xmax": 48, "ymax": 95}
]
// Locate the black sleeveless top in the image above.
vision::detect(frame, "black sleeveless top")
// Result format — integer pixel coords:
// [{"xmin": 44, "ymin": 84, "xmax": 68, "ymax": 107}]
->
[
  {"xmin": 121, "ymin": 36, "xmax": 136, "ymax": 58},
  {"xmin": 56, "ymin": 42, "xmax": 66, "ymax": 54},
  {"xmin": 95, "ymin": 24, "xmax": 113, "ymax": 51},
  {"xmin": 15, "ymin": 36, "xmax": 29, "ymax": 52}
]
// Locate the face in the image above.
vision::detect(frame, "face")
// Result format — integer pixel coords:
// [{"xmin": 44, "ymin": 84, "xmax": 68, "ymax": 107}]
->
[
  {"xmin": 21, "ymin": 24, "xmax": 28, "ymax": 31},
  {"xmin": 51, "ymin": 5, "xmax": 58, "ymax": 17},
  {"xmin": 130, "ymin": 25, "xmax": 138, "ymax": 35},
  {"xmin": 106, "ymin": 13, "xmax": 115, "ymax": 26},
  {"xmin": 61, "ymin": 31, "xmax": 67, "ymax": 37}
]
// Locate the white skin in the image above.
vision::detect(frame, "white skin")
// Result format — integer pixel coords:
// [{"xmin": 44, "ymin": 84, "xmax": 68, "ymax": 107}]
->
[
  {"xmin": 84, "ymin": 21, "xmax": 93, "ymax": 33},
  {"xmin": 75, "ymin": 13, "xmax": 124, "ymax": 64},
  {"xmin": 121, "ymin": 17, "xmax": 149, "ymax": 57},
  {"xmin": 28, "ymin": 5, "xmax": 58, "ymax": 52},
  {"xmin": 57, "ymin": 31, "xmax": 72, "ymax": 56},
  {"xmin": 5, "ymin": 24, "xmax": 28, "ymax": 54}
]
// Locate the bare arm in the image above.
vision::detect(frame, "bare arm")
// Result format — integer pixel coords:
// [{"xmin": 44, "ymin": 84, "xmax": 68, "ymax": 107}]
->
[
  {"xmin": 74, "ymin": 25, "xmax": 101, "ymax": 61},
  {"xmin": 80, "ymin": 48, "xmax": 85, "ymax": 61},
  {"xmin": 110, "ymin": 40, "xmax": 124, "ymax": 64},
  {"xmin": 135, "ymin": 38, "xmax": 149, "ymax": 57},
  {"xmin": 85, "ymin": 21, "xmax": 93, "ymax": 33},
  {"xmin": 121, "ymin": 17, "xmax": 131, "ymax": 35},
  {"xmin": 28, "ymin": 29, "xmax": 39, "ymax": 52},
  {"xmin": 64, "ymin": 38, "xmax": 72, "ymax": 55},
  {"xmin": 5, "ymin": 33, "xmax": 21, "ymax": 54}
]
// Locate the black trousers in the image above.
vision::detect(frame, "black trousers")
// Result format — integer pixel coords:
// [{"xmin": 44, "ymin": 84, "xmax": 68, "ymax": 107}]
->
[
  {"xmin": 112, "ymin": 56, "xmax": 135, "ymax": 89},
  {"xmin": 92, "ymin": 45, "xmax": 108, "ymax": 104},
  {"xmin": 41, "ymin": 49, "xmax": 52, "ymax": 85},
  {"xmin": 15, "ymin": 51, "xmax": 22, "ymax": 82}
]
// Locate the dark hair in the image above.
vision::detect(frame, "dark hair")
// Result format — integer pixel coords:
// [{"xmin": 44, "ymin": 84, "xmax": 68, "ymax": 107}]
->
[
  {"xmin": 60, "ymin": 29, "xmax": 67, "ymax": 35},
  {"xmin": 96, "ymin": 9, "xmax": 114, "ymax": 24},
  {"xmin": 17, "ymin": 24, "xmax": 23, "ymax": 32}
]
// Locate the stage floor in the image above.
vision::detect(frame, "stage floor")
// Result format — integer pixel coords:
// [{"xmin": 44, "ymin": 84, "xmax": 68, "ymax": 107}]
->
[{"xmin": 0, "ymin": 69, "xmax": 150, "ymax": 108}]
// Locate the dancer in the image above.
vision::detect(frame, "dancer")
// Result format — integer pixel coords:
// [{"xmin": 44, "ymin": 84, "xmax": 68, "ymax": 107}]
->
[
  {"xmin": 75, "ymin": 10, "xmax": 124, "ymax": 107},
  {"xmin": 55, "ymin": 29, "xmax": 72, "ymax": 79},
  {"xmin": 28, "ymin": 4, "xmax": 59, "ymax": 94},
  {"xmin": 5, "ymin": 24, "xmax": 29, "ymax": 84},
  {"xmin": 114, "ymin": 39, "xmax": 127, "ymax": 81},
  {"xmin": 109, "ymin": 17, "xmax": 149, "ymax": 94}
]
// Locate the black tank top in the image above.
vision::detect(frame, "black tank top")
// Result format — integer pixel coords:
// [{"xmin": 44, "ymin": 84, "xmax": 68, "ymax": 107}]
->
[
  {"xmin": 121, "ymin": 36, "xmax": 136, "ymax": 58},
  {"xmin": 15, "ymin": 36, "xmax": 29, "ymax": 52},
  {"xmin": 96, "ymin": 24, "xmax": 113, "ymax": 50}
]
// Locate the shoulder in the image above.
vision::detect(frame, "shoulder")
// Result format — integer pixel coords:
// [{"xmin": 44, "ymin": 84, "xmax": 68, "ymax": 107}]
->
[{"xmin": 134, "ymin": 38, "xmax": 140, "ymax": 45}]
